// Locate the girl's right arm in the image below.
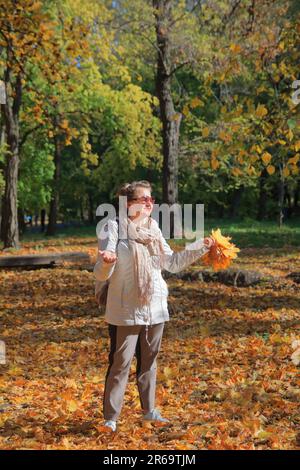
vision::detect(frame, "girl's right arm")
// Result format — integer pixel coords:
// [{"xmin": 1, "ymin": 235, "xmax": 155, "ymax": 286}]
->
[{"xmin": 93, "ymin": 219, "xmax": 118, "ymax": 281}]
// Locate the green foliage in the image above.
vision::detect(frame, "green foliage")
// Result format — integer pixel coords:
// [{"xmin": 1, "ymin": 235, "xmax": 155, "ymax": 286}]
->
[
  {"xmin": 18, "ymin": 139, "xmax": 55, "ymax": 212},
  {"xmin": 1, "ymin": 0, "xmax": 299, "ymax": 225}
]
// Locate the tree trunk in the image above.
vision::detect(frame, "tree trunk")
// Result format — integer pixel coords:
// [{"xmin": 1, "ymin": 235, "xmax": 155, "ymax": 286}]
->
[
  {"xmin": 0, "ymin": 123, "xmax": 6, "ymax": 242},
  {"xmin": 230, "ymin": 185, "xmax": 244, "ymax": 219},
  {"xmin": 47, "ymin": 120, "xmax": 62, "ymax": 236},
  {"xmin": 294, "ymin": 180, "xmax": 300, "ymax": 216},
  {"xmin": 80, "ymin": 201, "xmax": 85, "ymax": 223},
  {"xmin": 1, "ymin": 65, "xmax": 22, "ymax": 248},
  {"xmin": 18, "ymin": 207, "xmax": 26, "ymax": 236},
  {"xmin": 88, "ymin": 192, "xmax": 94, "ymax": 225},
  {"xmin": 278, "ymin": 165, "xmax": 285, "ymax": 228},
  {"xmin": 0, "ymin": 196, "xmax": 5, "ymax": 241},
  {"xmin": 153, "ymin": 0, "xmax": 181, "ymax": 237},
  {"xmin": 285, "ymin": 184, "xmax": 292, "ymax": 218},
  {"xmin": 257, "ymin": 168, "xmax": 268, "ymax": 220},
  {"xmin": 40, "ymin": 208, "xmax": 46, "ymax": 233},
  {"xmin": 2, "ymin": 136, "xmax": 19, "ymax": 248}
]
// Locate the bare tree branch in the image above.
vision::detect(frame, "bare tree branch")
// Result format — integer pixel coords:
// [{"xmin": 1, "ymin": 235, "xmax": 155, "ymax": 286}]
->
[
  {"xmin": 169, "ymin": 0, "xmax": 203, "ymax": 28},
  {"xmin": 19, "ymin": 124, "xmax": 42, "ymax": 149},
  {"xmin": 170, "ymin": 60, "xmax": 192, "ymax": 76}
]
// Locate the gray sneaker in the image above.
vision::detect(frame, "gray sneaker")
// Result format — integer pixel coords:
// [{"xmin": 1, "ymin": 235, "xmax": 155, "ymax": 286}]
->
[
  {"xmin": 143, "ymin": 409, "xmax": 169, "ymax": 423},
  {"xmin": 104, "ymin": 420, "xmax": 117, "ymax": 432}
]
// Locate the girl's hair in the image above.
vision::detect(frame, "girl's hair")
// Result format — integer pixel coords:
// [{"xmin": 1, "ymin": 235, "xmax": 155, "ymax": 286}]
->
[{"xmin": 116, "ymin": 180, "xmax": 152, "ymax": 201}]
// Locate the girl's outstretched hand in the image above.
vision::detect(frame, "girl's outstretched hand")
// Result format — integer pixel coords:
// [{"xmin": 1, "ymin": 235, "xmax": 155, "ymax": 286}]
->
[
  {"xmin": 203, "ymin": 236, "xmax": 217, "ymax": 250},
  {"xmin": 98, "ymin": 250, "xmax": 117, "ymax": 264}
]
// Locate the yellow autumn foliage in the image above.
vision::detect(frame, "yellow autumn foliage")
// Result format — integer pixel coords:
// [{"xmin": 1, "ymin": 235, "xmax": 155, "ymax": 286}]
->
[
  {"xmin": 201, "ymin": 228, "xmax": 240, "ymax": 271},
  {"xmin": 255, "ymin": 104, "xmax": 268, "ymax": 118},
  {"xmin": 262, "ymin": 152, "xmax": 272, "ymax": 166},
  {"xmin": 266, "ymin": 165, "xmax": 275, "ymax": 175}
]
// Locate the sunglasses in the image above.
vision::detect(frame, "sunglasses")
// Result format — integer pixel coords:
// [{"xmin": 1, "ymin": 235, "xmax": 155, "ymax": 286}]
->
[{"xmin": 130, "ymin": 196, "xmax": 155, "ymax": 204}]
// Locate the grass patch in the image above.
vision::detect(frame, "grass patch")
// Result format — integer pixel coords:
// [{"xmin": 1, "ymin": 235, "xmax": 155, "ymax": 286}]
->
[
  {"xmin": 1, "ymin": 217, "xmax": 299, "ymax": 250},
  {"xmin": 177, "ymin": 217, "xmax": 300, "ymax": 249}
]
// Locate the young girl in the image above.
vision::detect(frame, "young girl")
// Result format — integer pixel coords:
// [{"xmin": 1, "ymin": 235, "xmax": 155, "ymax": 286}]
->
[{"xmin": 93, "ymin": 180, "xmax": 215, "ymax": 432}]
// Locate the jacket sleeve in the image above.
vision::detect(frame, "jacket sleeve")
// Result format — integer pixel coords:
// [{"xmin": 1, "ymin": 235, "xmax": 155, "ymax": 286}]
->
[
  {"xmin": 159, "ymin": 232, "xmax": 210, "ymax": 273},
  {"xmin": 93, "ymin": 219, "xmax": 118, "ymax": 281}
]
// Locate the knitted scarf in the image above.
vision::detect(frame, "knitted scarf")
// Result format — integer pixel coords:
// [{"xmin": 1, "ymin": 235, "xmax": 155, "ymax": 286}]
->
[{"xmin": 120, "ymin": 215, "xmax": 165, "ymax": 306}]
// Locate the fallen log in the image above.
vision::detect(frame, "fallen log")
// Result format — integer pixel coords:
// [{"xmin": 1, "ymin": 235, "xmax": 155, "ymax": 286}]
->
[
  {"xmin": 286, "ymin": 272, "xmax": 300, "ymax": 284},
  {"xmin": 0, "ymin": 252, "xmax": 90, "ymax": 269},
  {"xmin": 163, "ymin": 267, "xmax": 273, "ymax": 287}
]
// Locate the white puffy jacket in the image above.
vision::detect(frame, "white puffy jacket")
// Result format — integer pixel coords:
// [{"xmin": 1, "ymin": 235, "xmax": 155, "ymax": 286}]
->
[{"xmin": 93, "ymin": 218, "xmax": 210, "ymax": 326}]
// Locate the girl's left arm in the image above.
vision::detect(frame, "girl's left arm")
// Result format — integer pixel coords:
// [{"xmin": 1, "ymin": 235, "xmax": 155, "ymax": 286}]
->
[{"xmin": 159, "ymin": 232, "xmax": 210, "ymax": 273}]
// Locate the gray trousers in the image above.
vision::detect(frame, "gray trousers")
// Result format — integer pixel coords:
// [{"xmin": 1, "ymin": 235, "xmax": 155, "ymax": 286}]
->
[{"xmin": 103, "ymin": 322, "xmax": 165, "ymax": 421}]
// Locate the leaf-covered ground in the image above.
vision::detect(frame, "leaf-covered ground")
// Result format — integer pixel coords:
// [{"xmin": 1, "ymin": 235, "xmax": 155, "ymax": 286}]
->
[{"xmin": 0, "ymin": 237, "xmax": 299, "ymax": 450}]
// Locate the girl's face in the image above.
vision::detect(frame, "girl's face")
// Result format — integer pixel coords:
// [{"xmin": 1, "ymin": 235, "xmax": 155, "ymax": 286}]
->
[{"xmin": 127, "ymin": 187, "xmax": 155, "ymax": 221}]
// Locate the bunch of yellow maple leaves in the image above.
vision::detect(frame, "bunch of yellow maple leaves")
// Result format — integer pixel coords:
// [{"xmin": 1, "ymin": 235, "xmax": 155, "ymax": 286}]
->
[{"xmin": 202, "ymin": 228, "xmax": 240, "ymax": 271}]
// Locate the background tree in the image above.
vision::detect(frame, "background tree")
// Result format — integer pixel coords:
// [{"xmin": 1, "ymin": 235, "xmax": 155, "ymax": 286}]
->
[{"xmin": 0, "ymin": 0, "xmax": 71, "ymax": 246}]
